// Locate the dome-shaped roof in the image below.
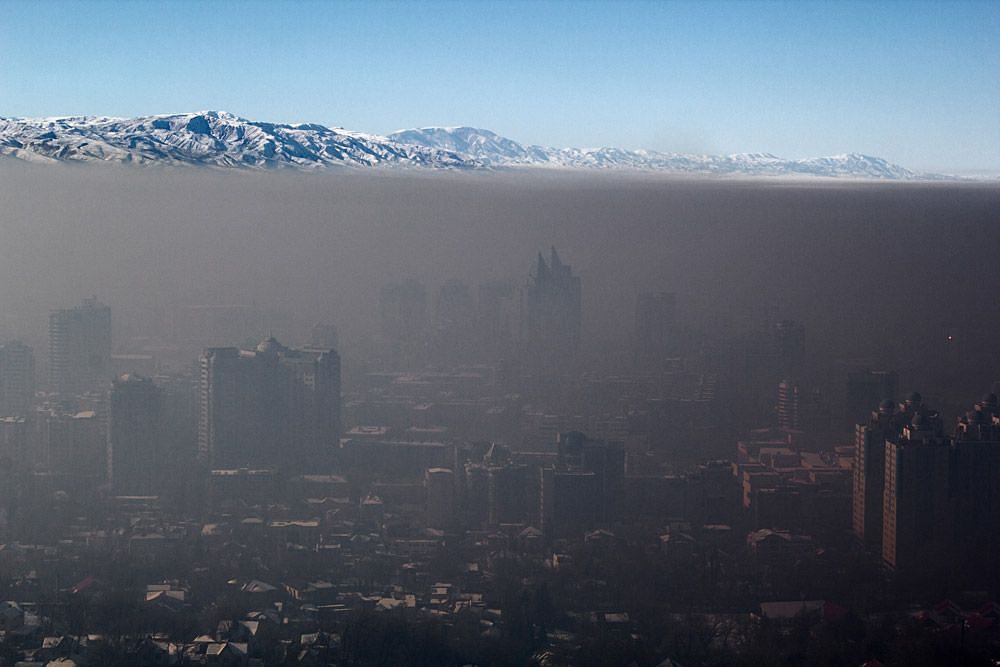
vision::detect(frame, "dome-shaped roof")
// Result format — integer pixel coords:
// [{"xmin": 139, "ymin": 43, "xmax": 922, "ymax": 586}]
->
[{"xmin": 255, "ymin": 336, "xmax": 284, "ymax": 355}]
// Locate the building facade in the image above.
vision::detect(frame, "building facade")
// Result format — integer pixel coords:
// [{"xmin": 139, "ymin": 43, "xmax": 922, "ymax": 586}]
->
[
  {"xmin": 108, "ymin": 374, "xmax": 163, "ymax": 496},
  {"xmin": 49, "ymin": 297, "xmax": 112, "ymax": 396},
  {"xmin": 523, "ymin": 248, "xmax": 581, "ymax": 369},
  {"xmin": 199, "ymin": 338, "xmax": 340, "ymax": 472},
  {"xmin": 0, "ymin": 341, "xmax": 35, "ymax": 417}
]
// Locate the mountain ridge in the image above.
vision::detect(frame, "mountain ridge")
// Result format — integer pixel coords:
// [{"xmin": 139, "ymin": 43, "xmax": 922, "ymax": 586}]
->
[
  {"xmin": 388, "ymin": 126, "xmax": 936, "ymax": 180},
  {"xmin": 0, "ymin": 111, "xmax": 474, "ymax": 170},
  {"xmin": 0, "ymin": 111, "xmax": 951, "ymax": 179}
]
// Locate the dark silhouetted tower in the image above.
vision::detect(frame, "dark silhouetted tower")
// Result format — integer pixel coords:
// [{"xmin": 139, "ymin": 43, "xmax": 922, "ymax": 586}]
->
[
  {"xmin": 950, "ymin": 394, "xmax": 1000, "ymax": 566},
  {"xmin": 882, "ymin": 403, "xmax": 951, "ymax": 570},
  {"xmin": 0, "ymin": 341, "xmax": 35, "ymax": 416},
  {"xmin": 523, "ymin": 248, "xmax": 581, "ymax": 369},
  {"xmin": 108, "ymin": 374, "xmax": 163, "ymax": 496},
  {"xmin": 199, "ymin": 338, "xmax": 340, "ymax": 472},
  {"xmin": 852, "ymin": 397, "xmax": 907, "ymax": 549},
  {"xmin": 49, "ymin": 297, "xmax": 112, "ymax": 396},
  {"xmin": 477, "ymin": 281, "xmax": 519, "ymax": 362},
  {"xmin": 425, "ymin": 467, "xmax": 455, "ymax": 529},
  {"xmin": 379, "ymin": 280, "xmax": 427, "ymax": 368}
]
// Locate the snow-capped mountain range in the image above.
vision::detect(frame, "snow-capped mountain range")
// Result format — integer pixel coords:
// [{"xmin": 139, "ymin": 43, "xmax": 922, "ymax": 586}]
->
[
  {"xmin": 0, "ymin": 111, "xmax": 470, "ymax": 169},
  {"xmin": 0, "ymin": 111, "xmax": 943, "ymax": 179}
]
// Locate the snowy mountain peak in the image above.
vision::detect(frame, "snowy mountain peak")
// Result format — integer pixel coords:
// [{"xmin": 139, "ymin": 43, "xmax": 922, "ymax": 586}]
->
[
  {"xmin": 388, "ymin": 127, "xmax": 934, "ymax": 179},
  {"xmin": 0, "ymin": 112, "xmax": 473, "ymax": 169},
  {"xmin": 0, "ymin": 112, "xmax": 945, "ymax": 179}
]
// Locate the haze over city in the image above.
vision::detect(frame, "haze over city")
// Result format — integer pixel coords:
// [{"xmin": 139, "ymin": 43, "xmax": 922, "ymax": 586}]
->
[{"xmin": 0, "ymin": 1, "xmax": 999, "ymax": 666}]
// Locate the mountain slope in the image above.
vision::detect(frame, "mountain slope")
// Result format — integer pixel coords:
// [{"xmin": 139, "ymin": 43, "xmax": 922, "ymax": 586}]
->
[
  {"xmin": 388, "ymin": 127, "xmax": 925, "ymax": 179},
  {"xmin": 0, "ymin": 112, "xmax": 939, "ymax": 179},
  {"xmin": 0, "ymin": 111, "xmax": 472, "ymax": 169}
]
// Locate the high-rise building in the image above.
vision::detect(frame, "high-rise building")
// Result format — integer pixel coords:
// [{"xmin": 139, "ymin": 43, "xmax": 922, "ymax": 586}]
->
[
  {"xmin": 523, "ymin": 248, "xmax": 581, "ymax": 368},
  {"xmin": 108, "ymin": 374, "xmax": 163, "ymax": 496},
  {"xmin": 852, "ymin": 397, "xmax": 908, "ymax": 549},
  {"xmin": 425, "ymin": 467, "xmax": 455, "ymax": 529},
  {"xmin": 156, "ymin": 371, "xmax": 200, "ymax": 464},
  {"xmin": 950, "ymin": 394, "xmax": 1000, "ymax": 566},
  {"xmin": 777, "ymin": 380, "xmax": 801, "ymax": 431},
  {"xmin": 379, "ymin": 280, "xmax": 427, "ymax": 368},
  {"xmin": 882, "ymin": 406, "xmax": 952, "ymax": 570},
  {"xmin": 477, "ymin": 281, "xmax": 519, "ymax": 362},
  {"xmin": 541, "ymin": 431, "xmax": 625, "ymax": 535},
  {"xmin": 776, "ymin": 379, "xmax": 830, "ymax": 441},
  {"xmin": 0, "ymin": 417, "xmax": 29, "ymax": 472},
  {"xmin": 634, "ymin": 291, "xmax": 677, "ymax": 370},
  {"xmin": 855, "ymin": 393, "xmax": 1000, "ymax": 572},
  {"xmin": 199, "ymin": 337, "xmax": 340, "ymax": 472},
  {"xmin": 556, "ymin": 430, "xmax": 625, "ymax": 523},
  {"xmin": 49, "ymin": 297, "xmax": 112, "ymax": 396},
  {"xmin": 36, "ymin": 407, "xmax": 106, "ymax": 487},
  {"xmin": 482, "ymin": 443, "xmax": 534, "ymax": 526},
  {"xmin": 540, "ymin": 467, "xmax": 600, "ymax": 535},
  {"xmin": 488, "ymin": 463, "xmax": 534, "ymax": 526},
  {"xmin": 0, "ymin": 341, "xmax": 35, "ymax": 416},
  {"xmin": 461, "ymin": 461, "xmax": 490, "ymax": 527}
]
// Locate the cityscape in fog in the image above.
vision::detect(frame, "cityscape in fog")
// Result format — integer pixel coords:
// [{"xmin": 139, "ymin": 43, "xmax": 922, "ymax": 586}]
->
[
  {"xmin": 0, "ymin": 166, "xmax": 997, "ymax": 665},
  {"xmin": 2, "ymin": 0, "xmax": 1000, "ymax": 664}
]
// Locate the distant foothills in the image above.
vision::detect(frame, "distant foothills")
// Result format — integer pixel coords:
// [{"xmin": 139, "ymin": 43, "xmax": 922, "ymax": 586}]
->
[{"xmin": 0, "ymin": 110, "xmax": 958, "ymax": 180}]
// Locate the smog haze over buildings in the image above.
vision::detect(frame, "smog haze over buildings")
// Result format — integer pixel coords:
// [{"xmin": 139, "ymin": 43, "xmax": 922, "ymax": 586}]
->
[{"xmin": 0, "ymin": 1, "xmax": 999, "ymax": 665}]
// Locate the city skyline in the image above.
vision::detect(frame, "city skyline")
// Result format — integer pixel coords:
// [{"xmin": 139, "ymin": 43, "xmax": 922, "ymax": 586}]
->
[{"xmin": 1, "ymin": 3, "xmax": 999, "ymax": 661}]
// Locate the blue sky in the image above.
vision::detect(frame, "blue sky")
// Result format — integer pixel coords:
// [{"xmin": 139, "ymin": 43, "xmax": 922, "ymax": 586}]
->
[{"xmin": 1, "ymin": 0, "xmax": 997, "ymax": 172}]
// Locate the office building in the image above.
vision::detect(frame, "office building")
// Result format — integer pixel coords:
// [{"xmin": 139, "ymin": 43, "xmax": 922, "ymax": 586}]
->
[
  {"xmin": 852, "ymin": 398, "xmax": 907, "ymax": 549},
  {"xmin": 477, "ymin": 281, "xmax": 519, "ymax": 361},
  {"xmin": 379, "ymin": 280, "xmax": 428, "ymax": 368},
  {"xmin": 523, "ymin": 248, "xmax": 581, "ymax": 368},
  {"xmin": 108, "ymin": 374, "xmax": 163, "ymax": 496},
  {"xmin": 540, "ymin": 466, "xmax": 600, "ymax": 535},
  {"xmin": 37, "ymin": 407, "xmax": 106, "ymax": 486},
  {"xmin": 480, "ymin": 444, "xmax": 534, "ymax": 526},
  {"xmin": 882, "ymin": 406, "xmax": 951, "ymax": 570},
  {"xmin": 777, "ymin": 380, "xmax": 801, "ymax": 431},
  {"xmin": 950, "ymin": 394, "xmax": 1000, "ymax": 564},
  {"xmin": 0, "ymin": 341, "xmax": 35, "ymax": 416},
  {"xmin": 0, "ymin": 417, "xmax": 28, "ymax": 472},
  {"xmin": 541, "ymin": 431, "xmax": 625, "ymax": 535},
  {"xmin": 199, "ymin": 337, "xmax": 341, "ymax": 472},
  {"xmin": 425, "ymin": 467, "xmax": 455, "ymax": 529},
  {"xmin": 49, "ymin": 297, "xmax": 112, "ymax": 396}
]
